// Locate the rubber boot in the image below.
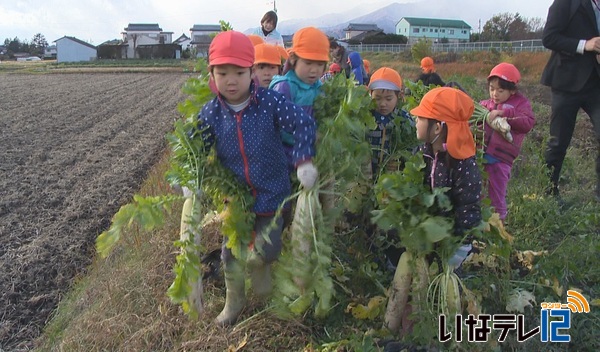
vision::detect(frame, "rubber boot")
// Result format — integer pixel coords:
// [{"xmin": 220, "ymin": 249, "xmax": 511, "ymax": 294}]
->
[
  {"xmin": 247, "ymin": 253, "xmax": 272, "ymax": 298},
  {"xmin": 214, "ymin": 259, "xmax": 246, "ymax": 326}
]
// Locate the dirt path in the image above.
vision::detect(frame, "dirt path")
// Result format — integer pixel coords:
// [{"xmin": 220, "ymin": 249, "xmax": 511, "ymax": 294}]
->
[{"xmin": 0, "ymin": 73, "xmax": 189, "ymax": 350}]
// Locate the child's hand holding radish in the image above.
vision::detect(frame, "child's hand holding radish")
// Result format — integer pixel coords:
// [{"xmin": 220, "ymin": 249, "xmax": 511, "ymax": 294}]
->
[{"xmin": 297, "ymin": 161, "xmax": 318, "ymax": 189}]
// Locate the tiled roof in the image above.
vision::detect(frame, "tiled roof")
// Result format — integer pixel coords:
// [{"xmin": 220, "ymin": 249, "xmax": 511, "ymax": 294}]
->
[
  {"xmin": 190, "ymin": 24, "xmax": 221, "ymax": 32},
  {"xmin": 344, "ymin": 23, "xmax": 380, "ymax": 32},
  {"xmin": 124, "ymin": 23, "xmax": 162, "ymax": 32}
]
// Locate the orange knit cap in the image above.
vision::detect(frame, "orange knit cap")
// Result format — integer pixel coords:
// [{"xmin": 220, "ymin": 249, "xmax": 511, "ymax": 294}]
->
[
  {"xmin": 291, "ymin": 27, "xmax": 330, "ymax": 61},
  {"xmin": 420, "ymin": 56, "xmax": 435, "ymax": 73},
  {"xmin": 247, "ymin": 34, "xmax": 265, "ymax": 46},
  {"xmin": 254, "ymin": 43, "xmax": 281, "ymax": 66},
  {"xmin": 209, "ymin": 31, "xmax": 255, "ymax": 68},
  {"xmin": 410, "ymin": 87, "xmax": 475, "ymax": 159},
  {"xmin": 363, "ymin": 59, "xmax": 371, "ymax": 74},
  {"xmin": 368, "ymin": 67, "xmax": 403, "ymax": 91}
]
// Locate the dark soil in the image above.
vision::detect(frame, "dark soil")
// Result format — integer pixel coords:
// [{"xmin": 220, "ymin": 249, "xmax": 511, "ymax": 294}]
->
[{"xmin": 0, "ymin": 72, "xmax": 188, "ymax": 351}]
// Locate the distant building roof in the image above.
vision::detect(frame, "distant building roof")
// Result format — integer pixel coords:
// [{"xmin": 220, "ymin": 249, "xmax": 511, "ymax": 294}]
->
[
  {"xmin": 53, "ymin": 36, "xmax": 97, "ymax": 49},
  {"xmin": 190, "ymin": 24, "xmax": 221, "ymax": 32},
  {"xmin": 174, "ymin": 33, "xmax": 190, "ymax": 43},
  {"xmin": 124, "ymin": 23, "xmax": 162, "ymax": 32},
  {"xmin": 350, "ymin": 30, "xmax": 385, "ymax": 42},
  {"xmin": 344, "ymin": 23, "xmax": 381, "ymax": 32},
  {"xmin": 398, "ymin": 17, "xmax": 472, "ymax": 29}
]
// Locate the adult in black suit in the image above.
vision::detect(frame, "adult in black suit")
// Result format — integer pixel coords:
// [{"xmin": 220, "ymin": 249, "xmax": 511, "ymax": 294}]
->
[{"xmin": 541, "ymin": 0, "xmax": 600, "ymax": 200}]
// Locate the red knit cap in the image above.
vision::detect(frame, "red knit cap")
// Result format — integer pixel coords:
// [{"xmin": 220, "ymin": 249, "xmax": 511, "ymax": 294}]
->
[
  {"xmin": 209, "ymin": 31, "xmax": 255, "ymax": 68},
  {"xmin": 410, "ymin": 87, "xmax": 475, "ymax": 159}
]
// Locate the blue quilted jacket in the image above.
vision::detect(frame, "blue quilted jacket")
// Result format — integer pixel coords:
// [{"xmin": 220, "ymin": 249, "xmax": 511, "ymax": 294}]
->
[{"xmin": 198, "ymin": 82, "xmax": 316, "ymax": 214}]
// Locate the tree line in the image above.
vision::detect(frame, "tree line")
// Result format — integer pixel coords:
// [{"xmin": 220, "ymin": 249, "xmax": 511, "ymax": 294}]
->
[{"xmin": 1, "ymin": 33, "xmax": 49, "ymax": 59}]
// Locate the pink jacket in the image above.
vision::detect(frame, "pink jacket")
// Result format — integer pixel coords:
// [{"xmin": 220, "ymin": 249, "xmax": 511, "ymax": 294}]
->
[{"xmin": 479, "ymin": 92, "xmax": 535, "ymax": 165}]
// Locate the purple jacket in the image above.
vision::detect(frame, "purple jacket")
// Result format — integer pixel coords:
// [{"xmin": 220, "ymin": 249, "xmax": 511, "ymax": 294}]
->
[{"xmin": 479, "ymin": 92, "xmax": 535, "ymax": 165}]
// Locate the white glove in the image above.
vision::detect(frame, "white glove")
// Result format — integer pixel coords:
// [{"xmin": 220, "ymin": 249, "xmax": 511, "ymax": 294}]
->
[
  {"xmin": 181, "ymin": 186, "xmax": 202, "ymax": 198},
  {"xmin": 488, "ymin": 116, "xmax": 513, "ymax": 143},
  {"xmin": 297, "ymin": 162, "xmax": 318, "ymax": 189}
]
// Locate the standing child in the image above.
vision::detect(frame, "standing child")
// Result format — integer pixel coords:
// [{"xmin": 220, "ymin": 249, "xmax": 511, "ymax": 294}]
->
[
  {"xmin": 270, "ymin": 26, "xmax": 330, "ymax": 171},
  {"xmin": 411, "ymin": 87, "xmax": 482, "ymax": 268},
  {"xmin": 367, "ymin": 67, "xmax": 413, "ymax": 179},
  {"xmin": 366, "ymin": 67, "xmax": 416, "ymax": 268},
  {"xmin": 416, "ymin": 56, "xmax": 445, "ymax": 87},
  {"xmin": 480, "ymin": 63, "xmax": 535, "ymax": 221},
  {"xmin": 198, "ymin": 31, "xmax": 318, "ymax": 326},
  {"xmin": 253, "ymin": 43, "xmax": 282, "ymax": 88}
]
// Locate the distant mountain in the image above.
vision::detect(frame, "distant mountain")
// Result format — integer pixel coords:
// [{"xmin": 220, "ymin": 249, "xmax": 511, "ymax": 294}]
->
[
  {"xmin": 276, "ymin": 0, "xmax": 547, "ymax": 40},
  {"xmin": 276, "ymin": 1, "xmax": 392, "ymax": 36}
]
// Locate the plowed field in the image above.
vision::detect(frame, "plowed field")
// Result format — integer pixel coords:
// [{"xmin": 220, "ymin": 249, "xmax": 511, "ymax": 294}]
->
[{"xmin": 0, "ymin": 72, "xmax": 188, "ymax": 350}]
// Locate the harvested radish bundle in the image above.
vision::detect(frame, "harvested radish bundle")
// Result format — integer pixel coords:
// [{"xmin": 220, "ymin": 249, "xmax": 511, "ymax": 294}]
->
[
  {"xmin": 273, "ymin": 74, "xmax": 375, "ymax": 319},
  {"xmin": 96, "ymin": 61, "xmax": 254, "ymax": 317}
]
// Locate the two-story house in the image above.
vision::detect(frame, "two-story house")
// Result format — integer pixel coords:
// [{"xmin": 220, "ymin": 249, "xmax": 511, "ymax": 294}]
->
[
  {"xmin": 343, "ymin": 23, "xmax": 382, "ymax": 41},
  {"xmin": 122, "ymin": 23, "xmax": 174, "ymax": 58},
  {"xmin": 189, "ymin": 24, "xmax": 221, "ymax": 57},
  {"xmin": 395, "ymin": 17, "xmax": 471, "ymax": 44}
]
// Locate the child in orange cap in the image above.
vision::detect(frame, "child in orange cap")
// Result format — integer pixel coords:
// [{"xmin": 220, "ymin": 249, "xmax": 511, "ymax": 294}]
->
[
  {"xmin": 253, "ymin": 43, "xmax": 282, "ymax": 88},
  {"xmin": 416, "ymin": 56, "xmax": 445, "ymax": 87},
  {"xmin": 367, "ymin": 67, "xmax": 415, "ymax": 178},
  {"xmin": 197, "ymin": 30, "xmax": 317, "ymax": 326},
  {"xmin": 364, "ymin": 67, "xmax": 419, "ymax": 270},
  {"xmin": 269, "ymin": 26, "xmax": 329, "ymax": 170},
  {"xmin": 480, "ymin": 62, "xmax": 535, "ymax": 222},
  {"xmin": 247, "ymin": 34, "xmax": 265, "ymax": 46},
  {"xmin": 411, "ymin": 87, "xmax": 482, "ymax": 269}
]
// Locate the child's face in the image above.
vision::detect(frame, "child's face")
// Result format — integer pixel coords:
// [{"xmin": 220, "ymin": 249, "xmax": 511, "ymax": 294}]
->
[
  {"xmin": 488, "ymin": 78, "xmax": 515, "ymax": 105},
  {"xmin": 371, "ymin": 89, "xmax": 399, "ymax": 116},
  {"xmin": 415, "ymin": 116, "xmax": 440, "ymax": 142},
  {"xmin": 254, "ymin": 63, "xmax": 280, "ymax": 88},
  {"xmin": 211, "ymin": 64, "xmax": 252, "ymax": 105},
  {"xmin": 294, "ymin": 58, "xmax": 326, "ymax": 85}
]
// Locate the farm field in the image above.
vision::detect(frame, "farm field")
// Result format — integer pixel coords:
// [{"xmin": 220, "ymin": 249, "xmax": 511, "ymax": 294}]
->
[
  {"xmin": 1, "ymin": 52, "xmax": 599, "ymax": 352},
  {"xmin": 0, "ymin": 72, "xmax": 188, "ymax": 350}
]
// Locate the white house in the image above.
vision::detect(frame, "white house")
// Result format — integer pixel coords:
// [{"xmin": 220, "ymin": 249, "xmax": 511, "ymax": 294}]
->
[
  {"xmin": 122, "ymin": 23, "xmax": 173, "ymax": 59},
  {"xmin": 173, "ymin": 33, "xmax": 191, "ymax": 51},
  {"xmin": 190, "ymin": 24, "xmax": 221, "ymax": 57},
  {"xmin": 54, "ymin": 36, "xmax": 97, "ymax": 63},
  {"xmin": 395, "ymin": 17, "xmax": 471, "ymax": 44}
]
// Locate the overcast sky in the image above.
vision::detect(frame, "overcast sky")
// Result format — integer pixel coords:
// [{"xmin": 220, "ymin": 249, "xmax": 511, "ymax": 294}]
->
[{"xmin": 1, "ymin": 0, "xmax": 554, "ymax": 45}]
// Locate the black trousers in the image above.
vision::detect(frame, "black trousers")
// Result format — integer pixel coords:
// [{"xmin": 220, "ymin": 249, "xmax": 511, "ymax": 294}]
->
[{"xmin": 544, "ymin": 77, "xmax": 600, "ymax": 186}]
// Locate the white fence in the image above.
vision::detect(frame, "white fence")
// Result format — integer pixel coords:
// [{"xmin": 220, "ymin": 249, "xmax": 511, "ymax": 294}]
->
[{"xmin": 348, "ymin": 40, "xmax": 546, "ymax": 53}]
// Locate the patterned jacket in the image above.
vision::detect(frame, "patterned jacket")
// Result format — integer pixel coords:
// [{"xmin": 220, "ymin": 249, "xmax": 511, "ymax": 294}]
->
[
  {"xmin": 480, "ymin": 92, "xmax": 535, "ymax": 165},
  {"xmin": 422, "ymin": 146, "xmax": 482, "ymax": 236},
  {"xmin": 198, "ymin": 82, "xmax": 316, "ymax": 215}
]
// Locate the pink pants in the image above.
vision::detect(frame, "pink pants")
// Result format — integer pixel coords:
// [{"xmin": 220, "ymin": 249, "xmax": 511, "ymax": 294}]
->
[{"xmin": 485, "ymin": 162, "xmax": 512, "ymax": 220}]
